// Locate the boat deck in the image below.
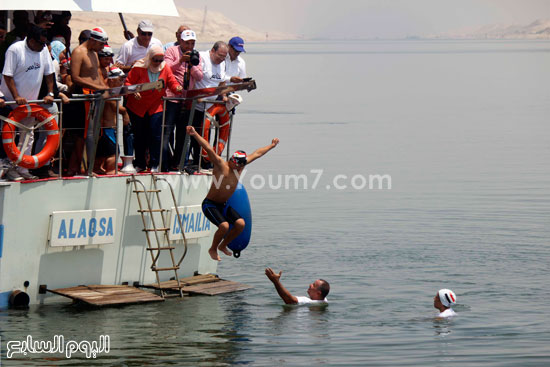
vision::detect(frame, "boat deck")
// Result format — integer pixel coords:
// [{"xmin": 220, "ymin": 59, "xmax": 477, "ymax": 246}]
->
[
  {"xmin": 47, "ymin": 284, "xmax": 164, "ymax": 306},
  {"xmin": 47, "ymin": 274, "xmax": 252, "ymax": 306},
  {"xmin": 142, "ymin": 274, "xmax": 252, "ymax": 296}
]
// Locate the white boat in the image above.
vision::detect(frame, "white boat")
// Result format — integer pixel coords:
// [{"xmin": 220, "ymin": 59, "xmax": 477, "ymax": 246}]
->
[
  {"xmin": 0, "ymin": 170, "xmax": 217, "ymax": 307},
  {"xmin": 0, "ymin": 5, "xmax": 257, "ymax": 307}
]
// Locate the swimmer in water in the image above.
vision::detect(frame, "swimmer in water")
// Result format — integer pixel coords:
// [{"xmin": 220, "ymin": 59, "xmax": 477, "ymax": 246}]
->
[
  {"xmin": 434, "ymin": 288, "xmax": 457, "ymax": 318},
  {"xmin": 265, "ymin": 267, "xmax": 330, "ymax": 305}
]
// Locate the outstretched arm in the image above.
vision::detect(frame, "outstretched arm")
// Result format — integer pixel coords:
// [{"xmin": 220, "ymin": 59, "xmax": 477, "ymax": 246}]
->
[
  {"xmin": 247, "ymin": 138, "xmax": 280, "ymax": 165},
  {"xmin": 186, "ymin": 126, "xmax": 224, "ymax": 166},
  {"xmin": 265, "ymin": 268, "xmax": 298, "ymax": 305}
]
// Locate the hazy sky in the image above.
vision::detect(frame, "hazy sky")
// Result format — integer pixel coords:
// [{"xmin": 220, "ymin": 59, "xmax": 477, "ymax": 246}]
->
[{"xmin": 179, "ymin": 0, "xmax": 550, "ymax": 38}]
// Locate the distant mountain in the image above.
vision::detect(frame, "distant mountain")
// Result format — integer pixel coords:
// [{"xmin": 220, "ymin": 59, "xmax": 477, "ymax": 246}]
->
[
  {"xmin": 430, "ymin": 19, "xmax": 550, "ymax": 40},
  {"xmin": 70, "ymin": 6, "xmax": 297, "ymax": 49}
]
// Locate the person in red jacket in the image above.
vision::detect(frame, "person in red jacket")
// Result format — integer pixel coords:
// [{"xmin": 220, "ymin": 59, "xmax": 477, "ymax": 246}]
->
[{"xmin": 125, "ymin": 45, "xmax": 182, "ymax": 172}]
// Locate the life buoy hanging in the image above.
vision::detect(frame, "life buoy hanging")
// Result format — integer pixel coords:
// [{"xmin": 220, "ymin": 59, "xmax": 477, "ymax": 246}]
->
[
  {"xmin": 201, "ymin": 104, "xmax": 230, "ymax": 162},
  {"xmin": 1, "ymin": 104, "xmax": 60, "ymax": 169}
]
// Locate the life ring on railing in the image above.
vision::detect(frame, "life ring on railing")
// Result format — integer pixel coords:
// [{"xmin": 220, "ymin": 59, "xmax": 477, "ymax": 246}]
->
[
  {"xmin": 201, "ymin": 104, "xmax": 230, "ymax": 162},
  {"xmin": 1, "ymin": 104, "xmax": 60, "ymax": 169}
]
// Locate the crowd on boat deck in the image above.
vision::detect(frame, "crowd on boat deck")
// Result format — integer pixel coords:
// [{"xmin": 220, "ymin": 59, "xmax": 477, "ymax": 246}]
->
[{"xmin": 0, "ymin": 10, "xmax": 248, "ymax": 181}]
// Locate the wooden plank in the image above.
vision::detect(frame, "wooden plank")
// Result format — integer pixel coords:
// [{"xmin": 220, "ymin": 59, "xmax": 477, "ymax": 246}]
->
[
  {"xmin": 140, "ymin": 274, "xmax": 251, "ymax": 296},
  {"xmin": 47, "ymin": 285, "xmax": 164, "ymax": 306},
  {"xmin": 178, "ymin": 274, "xmax": 219, "ymax": 285},
  {"xmin": 142, "ymin": 274, "xmax": 220, "ymax": 290},
  {"xmin": 194, "ymin": 284, "xmax": 252, "ymax": 296},
  {"xmin": 182, "ymin": 280, "xmax": 252, "ymax": 296}
]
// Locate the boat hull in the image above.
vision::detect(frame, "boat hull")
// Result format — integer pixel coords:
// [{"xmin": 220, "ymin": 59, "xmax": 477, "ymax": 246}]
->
[{"xmin": 0, "ymin": 173, "xmax": 217, "ymax": 307}]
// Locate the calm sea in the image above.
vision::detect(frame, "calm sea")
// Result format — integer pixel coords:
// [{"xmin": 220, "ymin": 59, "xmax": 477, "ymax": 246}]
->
[{"xmin": 1, "ymin": 40, "xmax": 550, "ymax": 366}]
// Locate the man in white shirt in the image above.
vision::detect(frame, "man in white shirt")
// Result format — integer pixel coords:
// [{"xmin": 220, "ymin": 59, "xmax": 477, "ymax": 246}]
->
[
  {"xmin": 225, "ymin": 36, "xmax": 246, "ymax": 79},
  {"xmin": 0, "ymin": 25, "xmax": 55, "ymax": 180},
  {"xmin": 195, "ymin": 41, "xmax": 230, "ymax": 93},
  {"xmin": 185, "ymin": 41, "xmax": 240, "ymax": 168},
  {"xmin": 115, "ymin": 20, "xmax": 163, "ymax": 73},
  {"xmin": 265, "ymin": 268, "xmax": 330, "ymax": 305},
  {"xmin": 434, "ymin": 288, "xmax": 458, "ymax": 318}
]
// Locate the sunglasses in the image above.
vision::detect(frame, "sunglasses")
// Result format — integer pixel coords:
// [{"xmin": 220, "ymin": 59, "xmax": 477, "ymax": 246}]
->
[
  {"xmin": 140, "ymin": 31, "xmax": 153, "ymax": 37},
  {"xmin": 152, "ymin": 58, "xmax": 164, "ymax": 63}
]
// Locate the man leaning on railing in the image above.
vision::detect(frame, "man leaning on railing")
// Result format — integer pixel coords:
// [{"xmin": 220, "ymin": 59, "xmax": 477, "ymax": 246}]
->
[{"xmin": 0, "ymin": 25, "xmax": 56, "ymax": 181}]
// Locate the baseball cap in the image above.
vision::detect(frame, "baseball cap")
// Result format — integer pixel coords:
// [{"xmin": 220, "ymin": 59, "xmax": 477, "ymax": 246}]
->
[
  {"xmin": 98, "ymin": 45, "xmax": 114, "ymax": 57},
  {"xmin": 108, "ymin": 66, "xmax": 125, "ymax": 79},
  {"xmin": 230, "ymin": 150, "xmax": 247, "ymax": 166},
  {"xmin": 90, "ymin": 27, "xmax": 108, "ymax": 43},
  {"xmin": 181, "ymin": 30, "xmax": 196, "ymax": 41},
  {"xmin": 228, "ymin": 36, "xmax": 245, "ymax": 52},
  {"xmin": 138, "ymin": 20, "xmax": 154, "ymax": 33}
]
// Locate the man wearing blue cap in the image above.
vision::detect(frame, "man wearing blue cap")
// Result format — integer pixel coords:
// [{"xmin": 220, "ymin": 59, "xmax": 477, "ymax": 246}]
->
[{"xmin": 226, "ymin": 36, "xmax": 246, "ymax": 79}]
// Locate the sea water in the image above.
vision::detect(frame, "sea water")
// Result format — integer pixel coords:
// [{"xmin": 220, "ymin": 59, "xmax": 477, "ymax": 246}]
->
[{"xmin": 1, "ymin": 40, "xmax": 549, "ymax": 366}]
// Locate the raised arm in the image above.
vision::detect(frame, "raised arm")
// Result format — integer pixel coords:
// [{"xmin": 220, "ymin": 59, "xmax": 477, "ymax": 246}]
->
[
  {"xmin": 187, "ymin": 126, "xmax": 225, "ymax": 166},
  {"xmin": 265, "ymin": 268, "xmax": 298, "ymax": 305},
  {"xmin": 247, "ymin": 138, "xmax": 280, "ymax": 165}
]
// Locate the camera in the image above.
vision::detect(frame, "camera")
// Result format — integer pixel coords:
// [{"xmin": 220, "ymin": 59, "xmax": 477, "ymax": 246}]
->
[{"xmin": 189, "ymin": 49, "xmax": 200, "ymax": 66}]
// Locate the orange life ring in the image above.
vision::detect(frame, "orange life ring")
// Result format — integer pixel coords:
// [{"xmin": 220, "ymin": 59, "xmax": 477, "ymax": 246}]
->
[
  {"xmin": 1, "ymin": 104, "xmax": 60, "ymax": 169},
  {"xmin": 201, "ymin": 104, "xmax": 230, "ymax": 162}
]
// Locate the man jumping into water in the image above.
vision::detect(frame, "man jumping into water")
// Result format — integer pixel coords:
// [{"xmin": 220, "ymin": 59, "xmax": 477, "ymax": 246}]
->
[{"xmin": 187, "ymin": 126, "xmax": 279, "ymax": 261}]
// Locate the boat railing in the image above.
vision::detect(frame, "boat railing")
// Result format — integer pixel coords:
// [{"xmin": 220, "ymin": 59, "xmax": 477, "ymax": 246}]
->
[
  {"xmin": 0, "ymin": 89, "xmax": 243, "ymax": 178},
  {"xmin": 2, "ymin": 96, "xmax": 122, "ymax": 178},
  {"xmin": 160, "ymin": 97, "xmax": 233, "ymax": 172}
]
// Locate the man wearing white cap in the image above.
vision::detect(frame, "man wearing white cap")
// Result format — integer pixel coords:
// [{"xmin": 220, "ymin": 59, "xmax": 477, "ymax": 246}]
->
[
  {"xmin": 116, "ymin": 20, "xmax": 162, "ymax": 73},
  {"xmin": 164, "ymin": 28, "xmax": 203, "ymax": 170},
  {"xmin": 226, "ymin": 36, "xmax": 246, "ymax": 79},
  {"xmin": 434, "ymin": 289, "xmax": 458, "ymax": 318},
  {"xmin": 98, "ymin": 45, "xmax": 114, "ymax": 80}
]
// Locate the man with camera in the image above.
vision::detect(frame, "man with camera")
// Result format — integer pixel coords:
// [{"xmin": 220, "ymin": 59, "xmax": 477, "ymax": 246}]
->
[{"xmin": 164, "ymin": 29, "xmax": 203, "ymax": 171}]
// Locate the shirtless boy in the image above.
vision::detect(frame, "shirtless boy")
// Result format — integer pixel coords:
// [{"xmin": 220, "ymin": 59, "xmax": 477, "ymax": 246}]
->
[
  {"xmin": 98, "ymin": 45, "xmax": 115, "ymax": 80},
  {"xmin": 94, "ymin": 68, "xmax": 129, "ymax": 175},
  {"xmin": 187, "ymin": 126, "xmax": 279, "ymax": 261}
]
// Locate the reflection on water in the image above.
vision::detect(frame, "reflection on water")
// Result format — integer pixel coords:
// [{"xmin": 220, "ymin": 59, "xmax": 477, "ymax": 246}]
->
[
  {"xmin": 433, "ymin": 317, "xmax": 454, "ymax": 337},
  {"xmin": 268, "ymin": 305, "xmax": 330, "ymax": 339},
  {"xmin": 0, "ymin": 295, "xmax": 257, "ymax": 366},
  {"xmin": 2, "ymin": 40, "xmax": 550, "ymax": 365}
]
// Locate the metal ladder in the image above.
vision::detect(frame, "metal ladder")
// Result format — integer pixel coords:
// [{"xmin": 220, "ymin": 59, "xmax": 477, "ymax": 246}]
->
[{"xmin": 127, "ymin": 175, "xmax": 185, "ymax": 298}]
